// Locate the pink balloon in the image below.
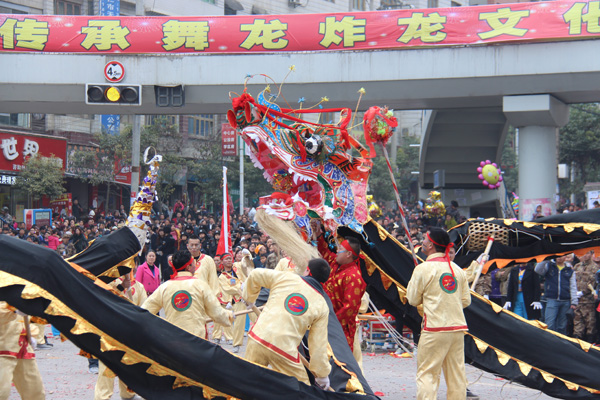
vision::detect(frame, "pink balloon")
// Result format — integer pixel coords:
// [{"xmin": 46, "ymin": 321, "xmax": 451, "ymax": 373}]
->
[
  {"xmin": 492, "ymin": 163, "xmax": 497, "ymax": 168},
  {"xmin": 482, "ymin": 181, "xmax": 487, "ymax": 186},
  {"xmin": 480, "ymin": 161, "xmax": 485, "ymax": 166},
  {"xmin": 477, "ymin": 167, "xmax": 483, "ymax": 172},
  {"xmin": 499, "ymin": 176, "xmax": 503, "ymax": 182},
  {"xmin": 478, "ymin": 174, "xmax": 484, "ymax": 180},
  {"xmin": 485, "ymin": 160, "xmax": 491, "ymax": 164}
]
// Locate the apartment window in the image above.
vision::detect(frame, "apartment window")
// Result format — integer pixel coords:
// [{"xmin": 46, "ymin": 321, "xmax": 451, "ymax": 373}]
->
[
  {"xmin": 0, "ymin": 6, "xmax": 26, "ymax": 13},
  {"xmin": 55, "ymin": 0, "xmax": 81, "ymax": 15},
  {"xmin": 0, "ymin": 113, "xmax": 30, "ymax": 128},
  {"xmin": 203, "ymin": 0, "xmax": 216, "ymax": 4},
  {"xmin": 427, "ymin": 0, "xmax": 438, "ymax": 7},
  {"xmin": 188, "ymin": 115, "xmax": 213, "ymax": 138},
  {"xmin": 352, "ymin": 0, "xmax": 366, "ymax": 10},
  {"xmin": 451, "ymin": 1, "xmax": 461, "ymax": 6}
]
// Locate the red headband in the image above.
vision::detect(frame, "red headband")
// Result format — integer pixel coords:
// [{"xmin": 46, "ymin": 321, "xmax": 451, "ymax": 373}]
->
[
  {"xmin": 169, "ymin": 256, "xmax": 194, "ymax": 279},
  {"xmin": 340, "ymin": 240, "xmax": 364, "ymax": 260},
  {"xmin": 426, "ymin": 232, "xmax": 454, "ymax": 275}
]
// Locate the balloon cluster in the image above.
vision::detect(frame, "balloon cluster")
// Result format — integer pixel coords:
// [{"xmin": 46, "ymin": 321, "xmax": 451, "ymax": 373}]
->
[
  {"xmin": 477, "ymin": 160, "xmax": 503, "ymax": 189},
  {"xmin": 511, "ymin": 192, "xmax": 519, "ymax": 215},
  {"xmin": 367, "ymin": 194, "xmax": 382, "ymax": 218},
  {"xmin": 424, "ymin": 191, "xmax": 446, "ymax": 218}
]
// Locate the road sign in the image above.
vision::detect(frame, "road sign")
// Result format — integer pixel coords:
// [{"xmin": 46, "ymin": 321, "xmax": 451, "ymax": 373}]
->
[{"xmin": 104, "ymin": 61, "xmax": 124, "ymax": 83}]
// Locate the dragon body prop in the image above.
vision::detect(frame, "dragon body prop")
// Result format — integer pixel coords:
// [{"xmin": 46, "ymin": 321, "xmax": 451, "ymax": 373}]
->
[
  {"xmin": 0, "ymin": 152, "xmax": 376, "ymax": 399},
  {"xmin": 229, "ymin": 88, "xmax": 600, "ymax": 399}
]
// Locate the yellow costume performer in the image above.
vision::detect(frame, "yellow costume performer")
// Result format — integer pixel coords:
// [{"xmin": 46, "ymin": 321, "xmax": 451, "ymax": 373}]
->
[
  {"xmin": 406, "ymin": 229, "xmax": 471, "ymax": 400},
  {"xmin": 0, "ymin": 302, "xmax": 45, "ymax": 400},
  {"xmin": 242, "ymin": 265, "xmax": 331, "ymax": 386},
  {"xmin": 213, "ymin": 253, "xmax": 239, "ymax": 343},
  {"xmin": 142, "ymin": 251, "xmax": 232, "ymax": 339},
  {"xmin": 231, "ymin": 250, "xmax": 256, "ymax": 352}
]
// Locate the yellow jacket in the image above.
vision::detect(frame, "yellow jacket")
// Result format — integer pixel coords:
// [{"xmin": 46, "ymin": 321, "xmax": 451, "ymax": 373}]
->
[
  {"xmin": 406, "ymin": 253, "xmax": 471, "ymax": 332},
  {"xmin": 274, "ymin": 257, "xmax": 298, "ymax": 274},
  {"xmin": 233, "ymin": 255, "xmax": 254, "ymax": 283},
  {"xmin": 0, "ymin": 302, "xmax": 36, "ymax": 359},
  {"xmin": 243, "ymin": 269, "xmax": 331, "ymax": 379},
  {"xmin": 110, "ymin": 278, "xmax": 148, "ymax": 307},
  {"xmin": 217, "ymin": 269, "xmax": 242, "ymax": 305},
  {"xmin": 193, "ymin": 254, "xmax": 219, "ymax": 295},
  {"xmin": 142, "ymin": 272, "xmax": 231, "ymax": 338}
]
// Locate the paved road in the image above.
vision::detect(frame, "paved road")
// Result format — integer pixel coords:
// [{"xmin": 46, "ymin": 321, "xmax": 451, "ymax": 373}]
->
[{"xmin": 9, "ymin": 327, "xmax": 554, "ymax": 399}]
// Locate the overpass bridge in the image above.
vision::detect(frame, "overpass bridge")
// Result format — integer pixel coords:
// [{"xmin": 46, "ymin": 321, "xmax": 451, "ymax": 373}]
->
[{"xmin": 2, "ymin": 39, "xmax": 600, "ymax": 217}]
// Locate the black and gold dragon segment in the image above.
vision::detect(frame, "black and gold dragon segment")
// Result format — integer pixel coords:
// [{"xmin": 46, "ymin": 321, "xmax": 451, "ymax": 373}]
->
[
  {"xmin": 340, "ymin": 217, "xmax": 600, "ymax": 400},
  {"xmin": 0, "ymin": 232, "xmax": 378, "ymax": 400}
]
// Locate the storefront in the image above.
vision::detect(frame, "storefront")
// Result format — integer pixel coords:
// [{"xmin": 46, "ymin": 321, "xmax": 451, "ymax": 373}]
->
[{"xmin": 0, "ymin": 131, "xmax": 67, "ymax": 224}]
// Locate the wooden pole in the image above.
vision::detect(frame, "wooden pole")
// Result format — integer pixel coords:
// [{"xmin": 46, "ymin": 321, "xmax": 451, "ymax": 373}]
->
[{"xmin": 471, "ymin": 235, "xmax": 495, "ymax": 291}]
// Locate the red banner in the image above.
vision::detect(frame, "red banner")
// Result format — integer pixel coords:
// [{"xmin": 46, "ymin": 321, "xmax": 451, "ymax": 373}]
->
[
  {"xmin": 0, "ymin": 131, "xmax": 67, "ymax": 172},
  {"xmin": 222, "ymin": 123, "xmax": 237, "ymax": 157},
  {"xmin": 0, "ymin": 2, "xmax": 599, "ymax": 54}
]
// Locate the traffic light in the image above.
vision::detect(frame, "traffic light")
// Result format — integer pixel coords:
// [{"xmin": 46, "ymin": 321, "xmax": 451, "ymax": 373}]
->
[{"xmin": 86, "ymin": 84, "xmax": 141, "ymax": 105}]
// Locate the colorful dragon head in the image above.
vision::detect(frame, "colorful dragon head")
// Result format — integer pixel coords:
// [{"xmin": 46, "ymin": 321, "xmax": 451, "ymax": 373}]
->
[{"xmin": 228, "ymin": 87, "xmax": 373, "ymax": 238}]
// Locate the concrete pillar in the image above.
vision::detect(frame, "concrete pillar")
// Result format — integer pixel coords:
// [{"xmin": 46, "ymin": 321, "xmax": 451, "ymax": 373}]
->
[{"xmin": 503, "ymin": 95, "xmax": 569, "ymax": 221}]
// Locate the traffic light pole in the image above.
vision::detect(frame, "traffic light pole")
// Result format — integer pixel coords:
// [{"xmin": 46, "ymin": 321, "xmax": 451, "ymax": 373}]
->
[{"xmin": 131, "ymin": 115, "xmax": 141, "ymax": 208}]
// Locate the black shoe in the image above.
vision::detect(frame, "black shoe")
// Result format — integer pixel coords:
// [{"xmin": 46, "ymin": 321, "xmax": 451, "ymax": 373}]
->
[
  {"xmin": 36, "ymin": 343, "xmax": 53, "ymax": 350},
  {"xmin": 466, "ymin": 389, "xmax": 480, "ymax": 400}
]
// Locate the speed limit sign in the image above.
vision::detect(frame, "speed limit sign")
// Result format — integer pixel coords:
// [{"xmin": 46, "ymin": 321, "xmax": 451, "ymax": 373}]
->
[{"xmin": 104, "ymin": 61, "xmax": 125, "ymax": 83}]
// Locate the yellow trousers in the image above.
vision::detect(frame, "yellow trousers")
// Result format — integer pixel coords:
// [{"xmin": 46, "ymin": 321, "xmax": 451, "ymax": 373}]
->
[
  {"xmin": 352, "ymin": 322, "xmax": 363, "ymax": 372},
  {"xmin": 213, "ymin": 304, "xmax": 233, "ymax": 342},
  {"xmin": 93, "ymin": 361, "xmax": 134, "ymax": 400},
  {"xmin": 245, "ymin": 338, "xmax": 310, "ymax": 385},
  {"xmin": 0, "ymin": 356, "xmax": 45, "ymax": 400},
  {"xmin": 232, "ymin": 302, "xmax": 257, "ymax": 347},
  {"xmin": 416, "ymin": 331, "xmax": 466, "ymax": 400},
  {"xmin": 33, "ymin": 323, "xmax": 46, "ymax": 344}
]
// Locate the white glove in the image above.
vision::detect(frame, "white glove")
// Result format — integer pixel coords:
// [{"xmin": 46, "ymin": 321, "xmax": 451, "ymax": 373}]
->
[
  {"xmin": 577, "ymin": 291, "xmax": 583, "ymax": 298},
  {"xmin": 477, "ymin": 254, "xmax": 489, "ymax": 264},
  {"xmin": 315, "ymin": 376, "xmax": 330, "ymax": 390},
  {"xmin": 242, "ymin": 249, "xmax": 251, "ymax": 257},
  {"xmin": 30, "ymin": 337, "xmax": 37, "ymax": 348},
  {"xmin": 15, "ymin": 309, "xmax": 27, "ymax": 317},
  {"xmin": 245, "ymin": 301, "xmax": 255, "ymax": 310},
  {"xmin": 225, "ymin": 302, "xmax": 233, "ymax": 310},
  {"xmin": 531, "ymin": 301, "xmax": 542, "ymax": 310},
  {"xmin": 483, "ymin": 295, "xmax": 489, "ymax": 300},
  {"xmin": 503, "ymin": 301, "xmax": 511, "ymax": 310}
]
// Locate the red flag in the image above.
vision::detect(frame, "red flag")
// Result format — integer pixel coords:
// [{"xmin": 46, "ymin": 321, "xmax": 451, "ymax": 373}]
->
[{"xmin": 216, "ymin": 167, "xmax": 232, "ymax": 256}]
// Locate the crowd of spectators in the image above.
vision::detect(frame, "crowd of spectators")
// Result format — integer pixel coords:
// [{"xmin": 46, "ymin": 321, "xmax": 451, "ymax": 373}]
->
[{"xmin": 0, "ymin": 196, "xmax": 597, "ymax": 265}]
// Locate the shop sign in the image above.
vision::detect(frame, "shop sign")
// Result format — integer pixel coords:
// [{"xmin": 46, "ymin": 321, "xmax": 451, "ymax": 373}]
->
[{"xmin": 0, "ymin": 132, "xmax": 67, "ymax": 172}]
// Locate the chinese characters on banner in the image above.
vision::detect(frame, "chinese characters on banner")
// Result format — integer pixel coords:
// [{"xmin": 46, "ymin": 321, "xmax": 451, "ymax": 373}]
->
[
  {"xmin": 66, "ymin": 144, "xmax": 131, "ymax": 185},
  {"xmin": 49, "ymin": 193, "xmax": 73, "ymax": 217},
  {"xmin": 0, "ymin": 1, "xmax": 599, "ymax": 54},
  {"xmin": 221, "ymin": 123, "xmax": 237, "ymax": 157},
  {"xmin": 0, "ymin": 132, "xmax": 67, "ymax": 172},
  {"xmin": 100, "ymin": 0, "xmax": 120, "ymax": 17}
]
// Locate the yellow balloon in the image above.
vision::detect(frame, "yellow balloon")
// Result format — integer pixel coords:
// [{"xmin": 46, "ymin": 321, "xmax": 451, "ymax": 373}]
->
[{"xmin": 482, "ymin": 164, "xmax": 500, "ymax": 185}]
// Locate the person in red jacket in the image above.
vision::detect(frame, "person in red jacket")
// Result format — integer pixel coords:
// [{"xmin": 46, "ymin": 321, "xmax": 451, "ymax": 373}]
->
[
  {"xmin": 135, "ymin": 251, "xmax": 161, "ymax": 296},
  {"xmin": 313, "ymin": 221, "xmax": 366, "ymax": 351}
]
